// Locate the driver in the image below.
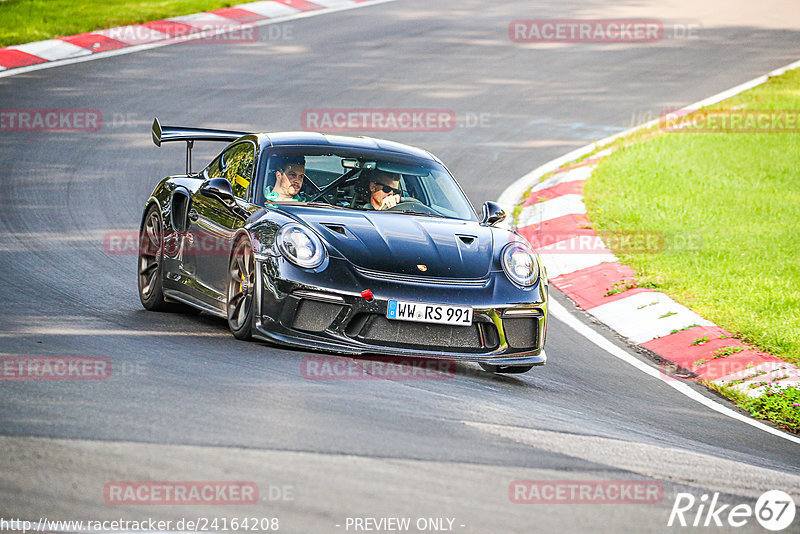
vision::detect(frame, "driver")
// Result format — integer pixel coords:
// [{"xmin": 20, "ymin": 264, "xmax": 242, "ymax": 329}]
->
[
  {"xmin": 362, "ymin": 169, "xmax": 402, "ymax": 210},
  {"xmin": 265, "ymin": 156, "xmax": 307, "ymax": 201}
]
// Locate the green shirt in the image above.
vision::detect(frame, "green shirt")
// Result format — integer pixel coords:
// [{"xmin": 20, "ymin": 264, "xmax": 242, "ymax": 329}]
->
[{"xmin": 264, "ymin": 186, "xmax": 307, "ymax": 202}]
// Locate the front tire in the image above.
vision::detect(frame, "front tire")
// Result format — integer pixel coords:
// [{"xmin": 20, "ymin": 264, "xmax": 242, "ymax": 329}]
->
[{"xmin": 227, "ymin": 238, "xmax": 256, "ymax": 340}]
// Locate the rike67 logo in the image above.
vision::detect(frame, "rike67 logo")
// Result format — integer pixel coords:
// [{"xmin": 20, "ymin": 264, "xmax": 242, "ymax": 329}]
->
[{"xmin": 668, "ymin": 490, "xmax": 796, "ymax": 531}]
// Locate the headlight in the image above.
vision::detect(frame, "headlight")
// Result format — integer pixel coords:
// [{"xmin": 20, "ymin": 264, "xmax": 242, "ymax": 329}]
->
[
  {"xmin": 501, "ymin": 241, "xmax": 540, "ymax": 286},
  {"xmin": 277, "ymin": 223, "xmax": 326, "ymax": 269}
]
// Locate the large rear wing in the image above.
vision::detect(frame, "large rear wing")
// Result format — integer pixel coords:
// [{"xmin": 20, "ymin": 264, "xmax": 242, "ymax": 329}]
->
[{"xmin": 151, "ymin": 117, "xmax": 249, "ymax": 174}]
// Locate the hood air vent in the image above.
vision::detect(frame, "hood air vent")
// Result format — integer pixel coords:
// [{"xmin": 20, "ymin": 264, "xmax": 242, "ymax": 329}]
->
[{"xmin": 322, "ymin": 223, "xmax": 347, "ymax": 236}]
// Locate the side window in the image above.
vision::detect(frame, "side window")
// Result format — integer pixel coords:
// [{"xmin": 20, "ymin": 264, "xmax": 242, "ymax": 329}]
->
[
  {"xmin": 217, "ymin": 142, "xmax": 255, "ymax": 199},
  {"xmin": 207, "ymin": 155, "xmax": 223, "ymax": 179}
]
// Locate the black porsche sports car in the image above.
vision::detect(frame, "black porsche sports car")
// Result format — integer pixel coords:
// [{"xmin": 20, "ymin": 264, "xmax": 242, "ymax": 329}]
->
[{"xmin": 139, "ymin": 118, "xmax": 548, "ymax": 373}]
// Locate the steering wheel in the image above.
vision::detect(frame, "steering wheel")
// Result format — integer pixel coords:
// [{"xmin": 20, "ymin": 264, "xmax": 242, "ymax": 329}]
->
[{"xmin": 386, "ymin": 198, "xmax": 440, "ymax": 215}]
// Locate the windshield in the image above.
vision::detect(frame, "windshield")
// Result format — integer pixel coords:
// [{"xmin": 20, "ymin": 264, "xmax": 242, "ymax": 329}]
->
[{"xmin": 255, "ymin": 147, "xmax": 477, "ymax": 221}]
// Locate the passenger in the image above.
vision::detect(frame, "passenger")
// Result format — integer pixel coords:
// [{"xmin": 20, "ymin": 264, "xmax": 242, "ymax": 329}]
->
[
  {"xmin": 265, "ymin": 156, "xmax": 307, "ymax": 201},
  {"xmin": 362, "ymin": 169, "xmax": 402, "ymax": 210}
]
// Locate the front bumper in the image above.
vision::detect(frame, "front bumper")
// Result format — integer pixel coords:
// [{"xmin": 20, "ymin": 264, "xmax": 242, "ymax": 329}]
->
[{"xmin": 252, "ymin": 257, "xmax": 548, "ymax": 365}]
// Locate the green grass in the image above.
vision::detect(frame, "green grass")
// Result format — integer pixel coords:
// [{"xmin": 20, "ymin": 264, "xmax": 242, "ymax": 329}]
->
[
  {"xmin": 712, "ymin": 382, "xmax": 800, "ymax": 435},
  {"xmin": 584, "ymin": 67, "xmax": 800, "ymax": 368},
  {"xmin": 740, "ymin": 387, "xmax": 800, "ymax": 433},
  {"xmin": 0, "ymin": 0, "xmax": 236, "ymax": 46}
]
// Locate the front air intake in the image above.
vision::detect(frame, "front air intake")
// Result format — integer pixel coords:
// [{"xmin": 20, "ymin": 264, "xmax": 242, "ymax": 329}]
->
[
  {"xmin": 502, "ymin": 317, "xmax": 540, "ymax": 349},
  {"xmin": 291, "ymin": 299, "xmax": 344, "ymax": 332}
]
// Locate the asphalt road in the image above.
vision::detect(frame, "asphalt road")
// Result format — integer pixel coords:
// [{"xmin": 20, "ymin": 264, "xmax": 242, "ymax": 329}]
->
[{"xmin": 1, "ymin": 1, "xmax": 799, "ymax": 532}]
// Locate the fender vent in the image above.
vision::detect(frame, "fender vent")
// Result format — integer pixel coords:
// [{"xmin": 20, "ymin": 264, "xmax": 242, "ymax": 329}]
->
[{"xmin": 171, "ymin": 191, "xmax": 191, "ymax": 233}]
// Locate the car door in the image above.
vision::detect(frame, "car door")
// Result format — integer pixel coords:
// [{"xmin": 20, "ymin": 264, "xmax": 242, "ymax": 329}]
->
[{"xmin": 189, "ymin": 141, "xmax": 257, "ymax": 302}]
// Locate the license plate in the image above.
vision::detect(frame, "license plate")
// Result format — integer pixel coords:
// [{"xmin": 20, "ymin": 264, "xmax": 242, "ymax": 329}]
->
[{"xmin": 386, "ymin": 300, "xmax": 472, "ymax": 326}]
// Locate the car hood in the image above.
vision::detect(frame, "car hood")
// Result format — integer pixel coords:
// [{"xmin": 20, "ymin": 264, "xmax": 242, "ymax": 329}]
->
[{"xmin": 277, "ymin": 207, "xmax": 493, "ymax": 279}]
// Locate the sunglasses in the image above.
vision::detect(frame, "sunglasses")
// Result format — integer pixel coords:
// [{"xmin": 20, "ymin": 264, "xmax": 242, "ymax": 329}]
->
[{"xmin": 373, "ymin": 182, "xmax": 402, "ymax": 195}]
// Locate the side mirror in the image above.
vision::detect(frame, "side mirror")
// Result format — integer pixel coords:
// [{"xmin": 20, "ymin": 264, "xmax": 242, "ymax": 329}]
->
[
  {"xmin": 200, "ymin": 177, "xmax": 235, "ymax": 205},
  {"xmin": 481, "ymin": 201, "xmax": 506, "ymax": 226}
]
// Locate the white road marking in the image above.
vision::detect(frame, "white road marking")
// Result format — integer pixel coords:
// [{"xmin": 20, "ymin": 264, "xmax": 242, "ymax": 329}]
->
[
  {"xmin": 715, "ymin": 361, "xmax": 795, "ymax": 384},
  {"xmin": 233, "ymin": 1, "xmax": 301, "ymax": 17},
  {"xmin": 9, "ymin": 39, "xmax": 92, "ymax": 61},
  {"xmin": 518, "ymin": 194, "xmax": 586, "ymax": 224},
  {"xmin": 311, "ymin": 0, "xmax": 358, "ymax": 7},
  {"xmin": 168, "ymin": 13, "xmax": 242, "ymax": 27},
  {"xmin": 94, "ymin": 25, "xmax": 169, "ymax": 45},
  {"xmin": 531, "ymin": 164, "xmax": 594, "ymax": 192},
  {"xmin": 587, "ymin": 291, "xmax": 714, "ymax": 343},
  {"xmin": 721, "ymin": 363, "xmax": 800, "ymax": 397},
  {"xmin": 547, "ymin": 298, "xmax": 800, "ymax": 445},
  {"xmin": 537, "ymin": 236, "xmax": 617, "ymax": 278}
]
